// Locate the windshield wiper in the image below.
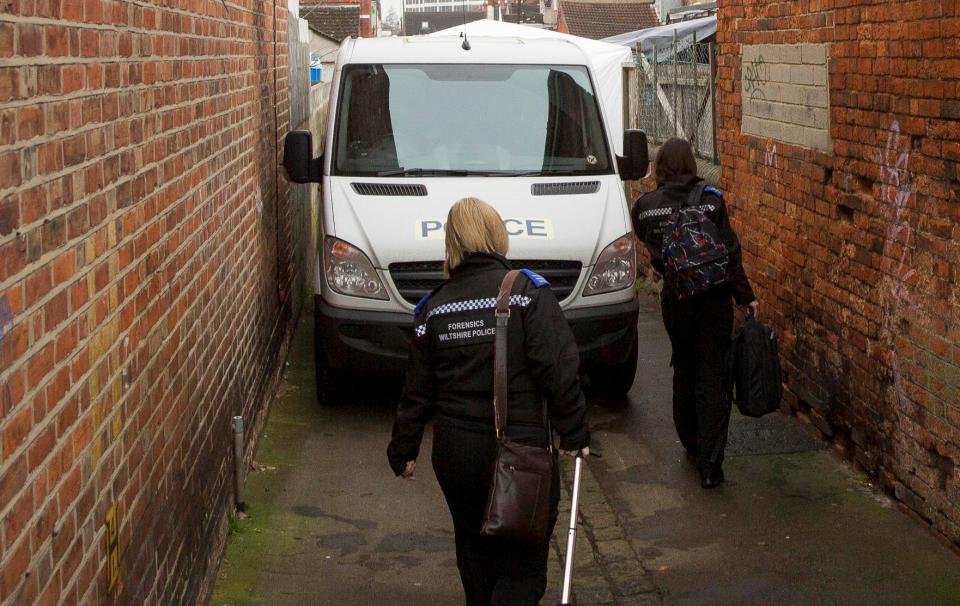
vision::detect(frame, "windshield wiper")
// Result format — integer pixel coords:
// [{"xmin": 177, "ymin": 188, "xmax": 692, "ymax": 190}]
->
[{"xmin": 377, "ymin": 168, "xmax": 470, "ymax": 177}]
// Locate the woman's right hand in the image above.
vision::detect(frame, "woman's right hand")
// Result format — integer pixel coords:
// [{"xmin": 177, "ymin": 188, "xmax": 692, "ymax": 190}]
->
[
  {"xmin": 401, "ymin": 460, "xmax": 417, "ymax": 481},
  {"xmin": 560, "ymin": 447, "xmax": 590, "ymax": 458}
]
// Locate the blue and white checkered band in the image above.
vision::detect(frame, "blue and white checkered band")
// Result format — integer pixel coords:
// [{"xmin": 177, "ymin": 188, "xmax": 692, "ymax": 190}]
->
[
  {"xmin": 636, "ymin": 204, "xmax": 716, "ymax": 221},
  {"xmin": 413, "ymin": 294, "xmax": 532, "ymax": 338}
]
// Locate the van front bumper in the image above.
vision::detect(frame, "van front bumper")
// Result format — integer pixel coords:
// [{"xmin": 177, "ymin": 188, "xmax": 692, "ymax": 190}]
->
[{"xmin": 315, "ymin": 294, "xmax": 639, "ymax": 373}]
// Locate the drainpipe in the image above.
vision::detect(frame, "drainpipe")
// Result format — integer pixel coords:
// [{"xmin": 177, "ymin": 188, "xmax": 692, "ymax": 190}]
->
[{"xmin": 233, "ymin": 416, "xmax": 247, "ymax": 512}]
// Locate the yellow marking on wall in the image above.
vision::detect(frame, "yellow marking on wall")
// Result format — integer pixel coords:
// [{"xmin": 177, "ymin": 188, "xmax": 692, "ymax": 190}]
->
[
  {"xmin": 88, "ymin": 372, "xmax": 100, "ymax": 402},
  {"xmin": 105, "ymin": 502, "xmax": 121, "ymax": 592},
  {"xmin": 112, "ymin": 376, "xmax": 122, "ymax": 405},
  {"xmin": 91, "ymin": 433, "xmax": 102, "ymax": 466},
  {"xmin": 109, "ymin": 252, "xmax": 119, "ymax": 279},
  {"xmin": 111, "ymin": 412, "xmax": 122, "ymax": 439},
  {"xmin": 87, "ymin": 306, "xmax": 98, "ymax": 333}
]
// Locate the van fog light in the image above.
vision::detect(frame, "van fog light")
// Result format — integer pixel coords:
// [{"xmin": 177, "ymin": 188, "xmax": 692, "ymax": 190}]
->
[
  {"xmin": 324, "ymin": 237, "xmax": 389, "ymax": 300},
  {"xmin": 584, "ymin": 235, "xmax": 636, "ymax": 296}
]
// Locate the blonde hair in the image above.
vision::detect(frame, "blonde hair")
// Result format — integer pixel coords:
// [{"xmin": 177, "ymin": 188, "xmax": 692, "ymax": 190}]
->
[{"xmin": 444, "ymin": 197, "xmax": 509, "ymax": 276}]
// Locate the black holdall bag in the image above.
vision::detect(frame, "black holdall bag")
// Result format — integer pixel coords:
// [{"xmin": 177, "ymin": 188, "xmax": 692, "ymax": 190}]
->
[
  {"xmin": 480, "ymin": 270, "xmax": 555, "ymax": 543},
  {"xmin": 731, "ymin": 314, "xmax": 783, "ymax": 417}
]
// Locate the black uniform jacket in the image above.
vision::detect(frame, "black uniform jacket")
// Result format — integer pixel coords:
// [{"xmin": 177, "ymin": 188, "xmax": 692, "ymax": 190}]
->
[
  {"xmin": 631, "ymin": 175, "xmax": 756, "ymax": 306},
  {"xmin": 387, "ymin": 253, "xmax": 590, "ymax": 476}
]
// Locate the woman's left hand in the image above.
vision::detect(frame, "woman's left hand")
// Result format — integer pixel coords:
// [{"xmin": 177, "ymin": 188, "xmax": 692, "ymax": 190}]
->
[{"xmin": 401, "ymin": 460, "xmax": 417, "ymax": 481}]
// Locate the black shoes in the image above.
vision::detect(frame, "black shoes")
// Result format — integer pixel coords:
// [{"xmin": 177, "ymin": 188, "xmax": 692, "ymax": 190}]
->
[
  {"xmin": 685, "ymin": 446, "xmax": 725, "ymax": 488},
  {"xmin": 700, "ymin": 468, "xmax": 725, "ymax": 489}
]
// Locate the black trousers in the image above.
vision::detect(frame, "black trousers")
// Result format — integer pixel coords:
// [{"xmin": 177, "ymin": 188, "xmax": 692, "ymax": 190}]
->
[
  {"xmin": 431, "ymin": 415, "xmax": 560, "ymax": 606},
  {"xmin": 660, "ymin": 288, "xmax": 734, "ymax": 475}
]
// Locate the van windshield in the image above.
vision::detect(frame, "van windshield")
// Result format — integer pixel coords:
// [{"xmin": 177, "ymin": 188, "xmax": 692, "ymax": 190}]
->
[{"xmin": 333, "ymin": 64, "xmax": 612, "ymax": 177}]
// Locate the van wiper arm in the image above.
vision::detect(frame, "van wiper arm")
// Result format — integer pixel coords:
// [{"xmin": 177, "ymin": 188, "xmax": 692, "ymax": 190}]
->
[{"xmin": 377, "ymin": 168, "xmax": 470, "ymax": 177}]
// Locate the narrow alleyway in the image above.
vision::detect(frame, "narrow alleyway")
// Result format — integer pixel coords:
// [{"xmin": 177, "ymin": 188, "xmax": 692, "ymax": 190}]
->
[{"xmin": 211, "ymin": 297, "xmax": 960, "ymax": 606}]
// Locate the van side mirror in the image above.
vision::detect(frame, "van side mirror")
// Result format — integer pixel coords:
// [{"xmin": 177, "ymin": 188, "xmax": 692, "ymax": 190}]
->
[
  {"xmin": 283, "ymin": 130, "xmax": 323, "ymax": 183},
  {"xmin": 617, "ymin": 130, "xmax": 649, "ymax": 181}
]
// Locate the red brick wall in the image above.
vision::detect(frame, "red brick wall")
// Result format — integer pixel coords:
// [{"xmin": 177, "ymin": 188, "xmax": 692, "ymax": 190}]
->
[
  {"xmin": 0, "ymin": 1, "xmax": 307, "ymax": 603},
  {"xmin": 716, "ymin": 1, "xmax": 960, "ymax": 546}
]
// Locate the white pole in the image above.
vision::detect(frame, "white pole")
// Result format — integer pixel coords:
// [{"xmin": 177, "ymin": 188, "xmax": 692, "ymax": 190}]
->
[{"xmin": 560, "ymin": 455, "xmax": 584, "ymax": 604}]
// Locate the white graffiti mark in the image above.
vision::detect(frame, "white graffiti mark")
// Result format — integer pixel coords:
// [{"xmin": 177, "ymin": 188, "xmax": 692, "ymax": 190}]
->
[
  {"xmin": 764, "ymin": 141, "xmax": 778, "ymax": 168},
  {"xmin": 0, "ymin": 295, "xmax": 14, "ymax": 415},
  {"xmin": 878, "ymin": 118, "xmax": 915, "ymax": 411}
]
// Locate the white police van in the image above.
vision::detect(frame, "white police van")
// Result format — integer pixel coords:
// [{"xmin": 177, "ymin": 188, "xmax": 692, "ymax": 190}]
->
[{"xmin": 283, "ymin": 34, "xmax": 649, "ymax": 403}]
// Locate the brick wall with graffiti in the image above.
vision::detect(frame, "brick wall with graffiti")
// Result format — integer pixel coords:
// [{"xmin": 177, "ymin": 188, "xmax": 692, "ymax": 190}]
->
[
  {"xmin": 716, "ymin": 1, "xmax": 960, "ymax": 546},
  {"xmin": 0, "ymin": 2, "xmax": 311, "ymax": 604}
]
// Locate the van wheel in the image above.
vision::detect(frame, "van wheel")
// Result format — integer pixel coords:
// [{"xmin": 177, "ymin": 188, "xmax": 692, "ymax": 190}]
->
[
  {"xmin": 315, "ymin": 321, "xmax": 347, "ymax": 406},
  {"xmin": 589, "ymin": 333, "xmax": 638, "ymax": 396}
]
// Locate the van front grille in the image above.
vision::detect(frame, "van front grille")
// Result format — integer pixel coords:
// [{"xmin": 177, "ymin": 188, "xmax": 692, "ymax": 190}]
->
[
  {"xmin": 388, "ymin": 260, "xmax": 583, "ymax": 306},
  {"xmin": 351, "ymin": 182, "xmax": 428, "ymax": 196},
  {"xmin": 531, "ymin": 181, "xmax": 600, "ymax": 196}
]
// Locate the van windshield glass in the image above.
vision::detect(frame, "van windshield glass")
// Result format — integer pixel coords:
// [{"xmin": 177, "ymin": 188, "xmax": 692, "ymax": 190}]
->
[{"xmin": 334, "ymin": 64, "xmax": 612, "ymax": 176}]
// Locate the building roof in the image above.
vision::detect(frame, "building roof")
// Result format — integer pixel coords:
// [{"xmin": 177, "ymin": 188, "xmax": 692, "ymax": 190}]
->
[
  {"xmin": 402, "ymin": 10, "xmax": 485, "ymax": 36},
  {"xmin": 559, "ymin": 0, "xmax": 659, "ymax": 40},
  {"xmin": 301, "ymin": 5, "xmax": 361, "ymax": 42}
]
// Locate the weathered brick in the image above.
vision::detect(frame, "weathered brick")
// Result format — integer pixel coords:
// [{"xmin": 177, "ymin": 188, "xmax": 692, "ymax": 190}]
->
[
  {"xmin": 0, "ymin": 22, "xmax": 13, "ymax": 58},
  {"xmin": 0, "ymin": 2, "xmax": 309, "ymax": 603},
  {"xmin": 721, "ymin": 1, "xmax": 960, "ymax": 547},
  {"xmin": 0, "ymin": 150, "xmax": 21, "ymax": 190},
  {"xmin": 18, "ymin": 23, "xmax": 43, "ymax": 56}
]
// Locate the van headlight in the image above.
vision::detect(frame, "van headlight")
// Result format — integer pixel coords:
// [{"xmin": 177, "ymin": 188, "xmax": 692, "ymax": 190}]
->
[
  {"xmin": 584, "ymin": 234, "xmax": 636, "ymax": 296},
  {"xmin": 323, "ymin": 236, "xmax": 389, "ymax": 300}
]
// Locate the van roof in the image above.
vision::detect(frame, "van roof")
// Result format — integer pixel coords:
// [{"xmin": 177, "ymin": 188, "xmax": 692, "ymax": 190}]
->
[{"xmin": 341, "ymin": 35, "xmax": 592, "ymax": 66}]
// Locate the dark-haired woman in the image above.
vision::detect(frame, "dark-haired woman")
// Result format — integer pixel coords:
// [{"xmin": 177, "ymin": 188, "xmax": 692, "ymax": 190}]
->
[{"xmin": 631, "ymin": 138, "xmax": 757, "ymax": 489}]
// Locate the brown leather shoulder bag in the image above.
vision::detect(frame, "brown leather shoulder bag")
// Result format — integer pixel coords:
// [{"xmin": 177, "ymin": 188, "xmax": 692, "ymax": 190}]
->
[{"xmin": 480, "ymin": 270, "xmax": 554, "ymax": 542}]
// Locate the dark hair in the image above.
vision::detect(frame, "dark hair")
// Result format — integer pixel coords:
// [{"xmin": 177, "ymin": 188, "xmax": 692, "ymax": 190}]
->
[{"xmin": 655, "ymin": 138, "xmax": 698, "ymax": 184}]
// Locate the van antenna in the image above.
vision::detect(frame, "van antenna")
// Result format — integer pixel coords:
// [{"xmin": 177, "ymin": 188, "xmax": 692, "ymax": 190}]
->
[{"xmin": 460, "ymin": 0, "xmax": 471, "ymax": 50}]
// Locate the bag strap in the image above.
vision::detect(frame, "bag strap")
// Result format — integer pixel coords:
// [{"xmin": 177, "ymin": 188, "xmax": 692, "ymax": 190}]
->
[
  {"xmin": 681, "ymin": 182, "xmax": 707, "ymax": 209},
  {"xmin": 493, "ymin": 270, "xmax": 522, "ymax": 439}
]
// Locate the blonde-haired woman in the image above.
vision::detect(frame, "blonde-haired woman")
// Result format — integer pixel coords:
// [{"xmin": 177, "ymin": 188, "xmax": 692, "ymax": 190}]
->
[{"xmin": 388, "ymin": 197, "xmax": 590, "ymax": 605}]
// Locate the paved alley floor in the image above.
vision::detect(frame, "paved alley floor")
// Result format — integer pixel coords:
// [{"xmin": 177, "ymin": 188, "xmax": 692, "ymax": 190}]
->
[{"xmin": 211, "ymin": 297, "xmax": 960, "ymax": 606}]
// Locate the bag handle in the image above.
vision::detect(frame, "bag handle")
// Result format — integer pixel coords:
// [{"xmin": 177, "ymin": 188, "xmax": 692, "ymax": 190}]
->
[{"xmin": 493, "ymin": 270, "xmax": 522, "ymax": 439}]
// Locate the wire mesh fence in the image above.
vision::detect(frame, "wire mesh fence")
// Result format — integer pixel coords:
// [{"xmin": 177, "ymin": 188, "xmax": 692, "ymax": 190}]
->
[{"xmin": 633, "ymin": 40, "xmax": 717, "ymax": 163}]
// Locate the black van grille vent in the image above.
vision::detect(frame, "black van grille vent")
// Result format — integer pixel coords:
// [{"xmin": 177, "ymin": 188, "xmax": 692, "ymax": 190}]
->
[
  {"xmin": 351, "ymin": 183, "xmax": 428, "ymax": 196},
  {"xmin": 389, "ymin": 260, "xmax": 582, "ymax": 306},
  {"xmin": 531, "ymin": 181, "xmax": 600, "ymax": 196}
]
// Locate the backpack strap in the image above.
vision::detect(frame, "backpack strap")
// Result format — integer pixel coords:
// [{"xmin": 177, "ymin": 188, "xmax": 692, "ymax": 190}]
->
[{"xmin": 682, "ymin": 182, "xmax": 708, "ymax": 209}]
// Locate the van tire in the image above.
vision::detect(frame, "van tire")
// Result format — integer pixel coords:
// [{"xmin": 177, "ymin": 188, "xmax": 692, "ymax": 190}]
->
[
  {"xmin": 589, "ymin": 333, "xmax": 638, "ymax": 396},
  {"xmin": 315, "ymin": 319, "xmax": 347, "ymax": 406}
]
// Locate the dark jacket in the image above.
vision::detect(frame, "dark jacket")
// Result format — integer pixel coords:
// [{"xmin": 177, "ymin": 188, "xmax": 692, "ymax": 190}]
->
[
  {"xmin": 387, "ymin": 253, "xmax": 590, "ymax": 476},
  {"xmin": 631, "ymin": 175, "xmax": 755, "ymax": 306}
]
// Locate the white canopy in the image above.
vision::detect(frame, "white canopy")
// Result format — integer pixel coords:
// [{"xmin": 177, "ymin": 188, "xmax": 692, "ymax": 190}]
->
[
  {"xmin": 429, "ymin": 20, "xmax": 632, "ymax": 154},
  {"xmin": 603, "ymin": 16, "xmax": 716, "ymax": 56}
]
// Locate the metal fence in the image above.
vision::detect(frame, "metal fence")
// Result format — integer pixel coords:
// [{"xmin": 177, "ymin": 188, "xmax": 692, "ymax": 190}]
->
[{"xmin": 633, "ymin": 40, "xmax": 717, "ymax": 163}]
